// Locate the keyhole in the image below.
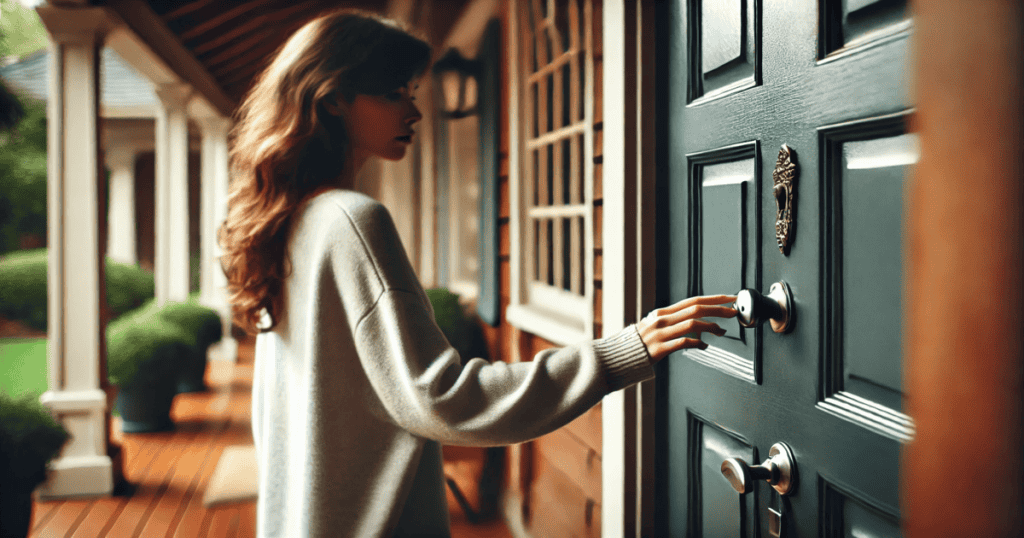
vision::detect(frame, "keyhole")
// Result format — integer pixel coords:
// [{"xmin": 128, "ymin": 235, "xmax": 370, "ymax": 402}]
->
[{"xmin": 774, "ymin": 184, "xmax": 787, "ymax": 213}]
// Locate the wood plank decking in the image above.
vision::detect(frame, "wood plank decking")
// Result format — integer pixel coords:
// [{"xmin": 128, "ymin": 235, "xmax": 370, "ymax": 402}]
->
[{"xmin": 28, "ymin": 337, "xmax": 513, "ymax": 538}]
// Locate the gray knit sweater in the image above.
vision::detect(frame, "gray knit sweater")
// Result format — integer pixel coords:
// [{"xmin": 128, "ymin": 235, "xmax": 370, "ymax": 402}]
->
[{"xmin": 252, "ymin": 190, "xmax": 655, "ymax": 537}]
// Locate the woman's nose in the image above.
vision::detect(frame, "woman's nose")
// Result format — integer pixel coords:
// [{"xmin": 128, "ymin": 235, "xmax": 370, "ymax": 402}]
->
[{"xmin": 406, "ymin": 101, "xmax": 422, "ymax": 125}]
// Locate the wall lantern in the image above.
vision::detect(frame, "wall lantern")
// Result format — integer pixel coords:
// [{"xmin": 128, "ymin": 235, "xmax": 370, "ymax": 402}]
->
[{"xmin": 432, "ymin": 48, "xmax": 481, "ymax": 119}]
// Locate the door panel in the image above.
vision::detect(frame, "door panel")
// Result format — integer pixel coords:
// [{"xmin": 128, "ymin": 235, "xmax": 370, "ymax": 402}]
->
[
  {"xmin": 693, "ymin": 416, "xmax": 759, "ymax": 537},
  {"xmin": 821, "ymin": 480, "xmax": 902, "ymax": 538},
  {"xmin": 686, "ymin": 143, "xmax": 763, "ymax": 383},
  {"xmin": 692, "ymin": 0, "xmax": 760, "ymax": 100},
  {"xmin": 661, "ymin": 0, "xmax": 913, "ymax": 535}
]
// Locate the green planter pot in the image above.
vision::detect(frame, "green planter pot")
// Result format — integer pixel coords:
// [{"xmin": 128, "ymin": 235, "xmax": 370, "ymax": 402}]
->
[
  {"xmin": 176, "ymin": 352, "xmax": 208, "ymax": 394},
  {"xmin": 115, "ymin": 381, "xmax": 177, "ymax": 433},
  {"xmin": 0, "ymin": 488, "xmax": 33, "ymax": 538}
]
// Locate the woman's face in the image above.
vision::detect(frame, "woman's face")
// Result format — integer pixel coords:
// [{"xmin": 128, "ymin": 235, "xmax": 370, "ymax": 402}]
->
[{"xmin": 346, "ymin": 83, "xmax": 422, "ymax": 162}]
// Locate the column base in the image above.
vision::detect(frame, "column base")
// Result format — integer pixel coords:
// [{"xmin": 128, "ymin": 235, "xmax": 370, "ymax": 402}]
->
[
  {"xmin": 208, "ymin": 336, "xmax": 238, "ymax": 362},
  {"xmin": 38, "ymin": 389, "xmax": 115, "ymax": 499},
  {"xmin": 35, "ymin": 455, "xmax": 114, "ymax": 500}
]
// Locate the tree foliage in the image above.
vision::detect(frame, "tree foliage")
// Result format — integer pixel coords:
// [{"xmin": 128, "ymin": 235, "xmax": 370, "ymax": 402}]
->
[
  {"xmin": 0, "ymin": 0, "xmax": 48, "ymax": 60},
  {"xmin": 0, "ymin": 95, "xmax": 46, "ymax": 254},
  {"xmin": 1, "ymin": 0, "xmax": 49, "ymax": 252}
]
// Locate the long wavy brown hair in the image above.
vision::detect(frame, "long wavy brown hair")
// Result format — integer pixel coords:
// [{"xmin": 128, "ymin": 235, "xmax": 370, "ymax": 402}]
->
[{"xmin": 219, "ymin": 9, "xmax": 431, "ymax": 334}]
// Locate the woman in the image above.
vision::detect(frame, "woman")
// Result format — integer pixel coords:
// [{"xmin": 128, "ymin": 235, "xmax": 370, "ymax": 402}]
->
[{"xmin": 220, "ymin": 9, "xmax": 736, "ymax": 537}]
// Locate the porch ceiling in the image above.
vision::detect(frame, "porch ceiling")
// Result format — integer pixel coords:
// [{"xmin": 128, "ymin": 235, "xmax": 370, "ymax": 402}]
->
[
  {"xmin": 102, "ymin": 0, "xmax": 389, "ymax": 111},
  {"xmin": 151, "ymin": 0, "xmax": 389, "ymax": 104}
]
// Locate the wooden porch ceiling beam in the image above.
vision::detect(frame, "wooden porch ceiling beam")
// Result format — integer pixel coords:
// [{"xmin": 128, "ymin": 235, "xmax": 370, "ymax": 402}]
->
[
  {"xmin": 202, "ymin": 28, "xmax": 277, "ymax": 73},
  {"xmin": 105, "ymin": 0, "xmax": 237, "ymax": 117},
  {"xmin": 214, "ymin": 28, "xmax": 306, "ymax": 88},
  {"xmin": 177, "ymin": 0, "xmax": 280, "ymax": 42},
  {"xmin": 191, "ymin": 1, "xmax": 316, "ymax": 56},
  {"xmin": 161, "ymin": 0, "xmax": 220, "ymax": 23},
  {"xmin": 201, "ymin": 6, "xmax": 317, "ymax": 71}
]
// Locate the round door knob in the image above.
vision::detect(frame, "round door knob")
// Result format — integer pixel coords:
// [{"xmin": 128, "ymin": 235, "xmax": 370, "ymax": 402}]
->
[
  {"xmin": 733, "ymin": 281, "xmax": 794, "ymax": 333},
  {"xmin": 720, "ymin": 442, "xmax": 797, "ymax": 496}
]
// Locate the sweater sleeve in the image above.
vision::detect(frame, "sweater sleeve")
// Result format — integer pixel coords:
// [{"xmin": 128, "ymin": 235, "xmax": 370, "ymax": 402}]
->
[
  {"xmin": 353, "ymin": 289, "xmax": 654, "ymax": 446},
  {"xmin": 334, "ymin": 197, "xmax": 654, "ymax": 446}
]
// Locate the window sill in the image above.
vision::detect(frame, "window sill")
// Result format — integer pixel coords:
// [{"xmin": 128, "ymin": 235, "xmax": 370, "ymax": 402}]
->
[{"xmin": 505, "ymin": 303, "xmax": 588, "ymax": 347}]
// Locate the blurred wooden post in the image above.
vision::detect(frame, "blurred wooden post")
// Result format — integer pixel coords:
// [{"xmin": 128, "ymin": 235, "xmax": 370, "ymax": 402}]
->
[
  {"xmin": 191, "ymin": 96, "xmax": 236, "ymax": 361},
  {"xmin": 905, "ymin": 1, "xmax": 1023, "ymax": 536},
  {"xmin": 36, "ymin": 4, "xmax": 115, "ymax": 499},
  {"xmin": 105, "ymin": 146, "xmax": 139, "ymax": 265},
  {"xmin": 154, "ymin": 83, "xmax": 191, "ymax": 305}
]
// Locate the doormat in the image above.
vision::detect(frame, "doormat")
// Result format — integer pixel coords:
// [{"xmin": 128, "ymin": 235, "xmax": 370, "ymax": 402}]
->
[{"xmin": 203, "ymin": 445, "xmax": 258, "ymax": 507}]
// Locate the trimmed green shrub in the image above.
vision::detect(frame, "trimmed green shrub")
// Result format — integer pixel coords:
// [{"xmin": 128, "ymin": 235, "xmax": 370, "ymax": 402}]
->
[
  {"xmin": 0, "ymin": 249, "xmax": 47, "ymax": 330},
  {"xmin": 0, "ymin": 392, "xmax": 70, "ymax": 492},
  {"xmin": 158, "ymin": 297, "xmax": 223, "ymax": 351},
  {"xmin": 0, "ymin": 249, "xmax": 155, "ymax": 331},
  {"xmin": 425, "ymin": 288, "xmax": 489, "ymax": 363},
  {"xmin": 105, "ymin": 260, "xmax": 157, "ymax": 320},
  {"xmin": 106, "ymin": 315, "xmax": 195, "ymax": 388},
  {"xmin": 156, "ymin": 297, "xmax": 222, "ymax": 393}
]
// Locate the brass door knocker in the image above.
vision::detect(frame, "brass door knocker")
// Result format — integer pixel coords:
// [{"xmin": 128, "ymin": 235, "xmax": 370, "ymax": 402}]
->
[{"xmin": 773, "ymin": 145, "xmax": 798, "ymax": 254}]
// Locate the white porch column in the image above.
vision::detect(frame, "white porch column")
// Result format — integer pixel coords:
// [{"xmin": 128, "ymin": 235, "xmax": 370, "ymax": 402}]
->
[
  {"xmin": 191, "ymin": 97, "xmax": 236, "ymax": 361},
  {"xmin": 105, "ymin": 146, "xmax": 139, "ymax": 265},
  {"xmin": 35, "ymin": 5, "xmax": 114, "ymax": 499},
  {"xmin": 154, "ymin": 83, "xmax": 192, "ymax": 304}
]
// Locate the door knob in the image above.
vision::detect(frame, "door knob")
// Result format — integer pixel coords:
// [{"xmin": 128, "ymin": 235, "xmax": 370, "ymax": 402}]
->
[
  {"xmin": 720, "ymin": 442, "xmax": 797, "ymax": 496},
  {"xmin": 733, "ymin": 281, "xmax": 794, "ymax": 333}
]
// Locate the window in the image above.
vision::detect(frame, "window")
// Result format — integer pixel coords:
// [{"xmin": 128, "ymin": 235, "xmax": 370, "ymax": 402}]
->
[{"xmin": 508, "ymin": 0, "xmax": 596, "ymax": 344}]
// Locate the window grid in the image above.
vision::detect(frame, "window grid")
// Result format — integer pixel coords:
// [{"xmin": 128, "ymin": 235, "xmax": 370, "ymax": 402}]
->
[{"xmin": 520, "ymin": 0, "xmax": 593, "ymax": 312}]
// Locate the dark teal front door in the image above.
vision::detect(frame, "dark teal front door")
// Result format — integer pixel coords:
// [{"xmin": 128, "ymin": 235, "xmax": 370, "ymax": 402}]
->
[{"xmin": 659, "ymin": 1, "xmax": 916, "ymax": 536}]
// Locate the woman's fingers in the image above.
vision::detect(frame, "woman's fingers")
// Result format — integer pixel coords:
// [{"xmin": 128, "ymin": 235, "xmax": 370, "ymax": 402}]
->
[
  {"xmin": 672, "ymin": 319, "xmax": 725, "ymax": 338},
  {"xmin": 648, "ymin": 337, "xmax": 709, "ymax": 358},
  {"xmin": 639, "ymin": 294, "xmax": 740, "ymax": 363},
  {"xmin": 648, "ymin": 294, "xmax": 737, "ymax": 318},
  {"xmin": 665, "ymin": 304, "xmax": 738, "ymax": 324}
]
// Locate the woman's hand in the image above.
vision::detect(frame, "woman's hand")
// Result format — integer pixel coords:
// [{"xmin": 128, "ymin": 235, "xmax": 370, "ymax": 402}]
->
[{"xmin": 637, "ymin": 295, "xmax": 738, "ymax": 364}]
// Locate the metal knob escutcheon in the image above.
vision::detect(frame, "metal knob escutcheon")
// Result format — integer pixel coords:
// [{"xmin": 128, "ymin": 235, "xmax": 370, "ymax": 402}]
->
[
  {"xmin": 720, "ymin": 442, "xmax": 797, "ymax": 496},
  {"xmin": 733, "ymin": 281, "xmax": 794, "ymax": 333}
]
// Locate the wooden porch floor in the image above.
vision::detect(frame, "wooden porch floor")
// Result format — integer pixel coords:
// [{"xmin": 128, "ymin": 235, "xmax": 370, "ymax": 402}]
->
[{"xmin": 28, "ymin": 337, "xmax": 513, "ymax": 538}]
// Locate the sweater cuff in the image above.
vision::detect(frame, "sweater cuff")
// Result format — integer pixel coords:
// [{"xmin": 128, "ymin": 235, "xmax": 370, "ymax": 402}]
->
[{"xmin": 595, "ymin": 325, "xmax": 655, "ymax": 392}]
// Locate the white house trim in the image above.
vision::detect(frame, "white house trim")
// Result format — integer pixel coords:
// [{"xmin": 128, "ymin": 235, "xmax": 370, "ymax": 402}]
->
[{"xmin": 603, "ymin": 0, "xmax": 657, "ymax": 535}]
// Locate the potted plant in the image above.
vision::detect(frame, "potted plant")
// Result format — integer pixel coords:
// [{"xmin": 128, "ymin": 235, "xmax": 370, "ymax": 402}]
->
[
  {"xmin": 157, "ymin": 298, "xmax": 223, "ymax": 394},
  {"xmin": 425, "ymin": 288, "xmax": 490, "ymax": 363},
  {"xmin": 0, "ymin": 392, "xmax": 70, "ymax": 538},
  {"xmin": 107, "ymin": 314, "xmax": 195, "ymax": 433}
]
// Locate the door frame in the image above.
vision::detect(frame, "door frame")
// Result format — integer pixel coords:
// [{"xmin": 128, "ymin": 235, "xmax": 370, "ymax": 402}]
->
[
  {"xmin": 904, "ymin": 1, "xmax": 1022, "ymax": 536},
  {"xmin": 601, "ymin": 0, "xmax": 660, "ymax": 535}
]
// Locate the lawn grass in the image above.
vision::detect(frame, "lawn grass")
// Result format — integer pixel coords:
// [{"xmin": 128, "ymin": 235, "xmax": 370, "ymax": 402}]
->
[{"xmin": 0, "ymin": 337, "xmax": 48, "ymax": 398}]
